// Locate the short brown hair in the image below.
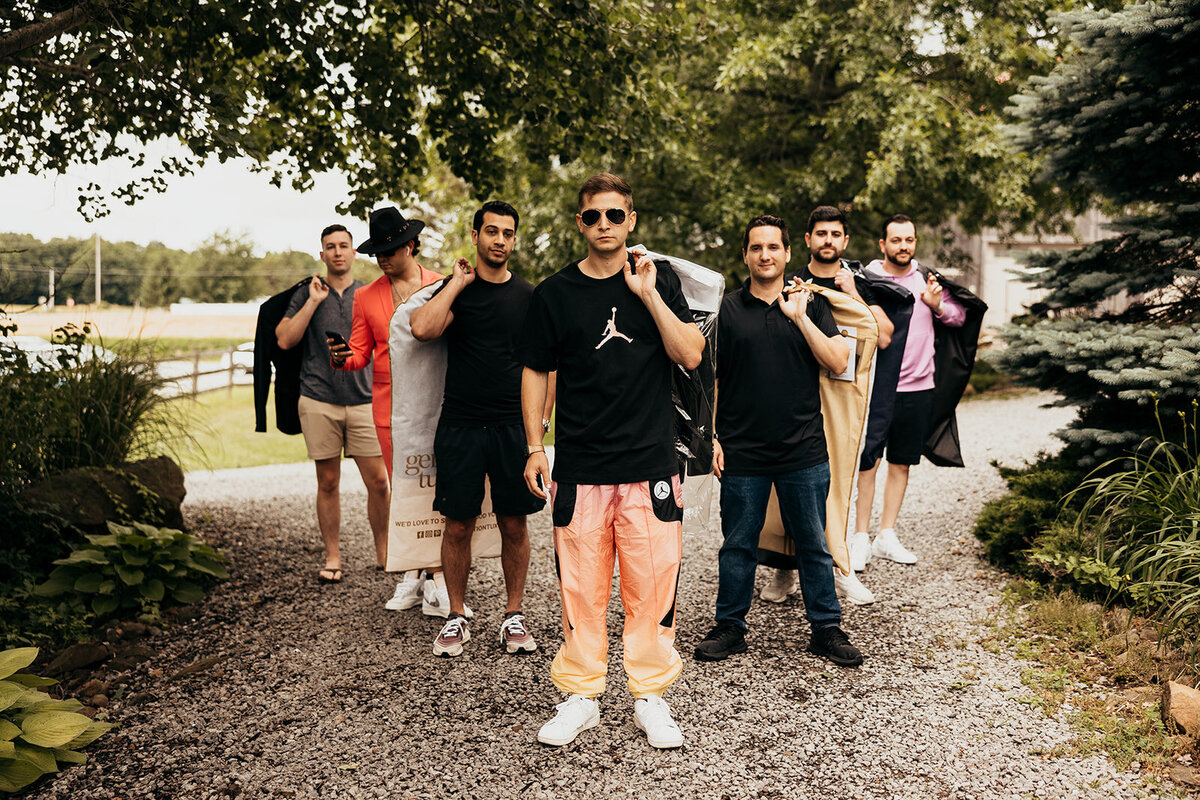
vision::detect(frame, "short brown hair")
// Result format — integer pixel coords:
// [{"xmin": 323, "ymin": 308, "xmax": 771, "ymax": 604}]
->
[
  {"xmin": 320, "ymin": 224, "xmax": 351, "ymax": 244},
  {"xmin": 881, "ymin": 213, "xmax": 914, "ymax": 241},
  {"xmin": 577, "ymin": 173, "xmax": 633, "ymax": 210},
  {"xmin": 742, "ymin": 215, "xmax": 790, "ymax": 251}
]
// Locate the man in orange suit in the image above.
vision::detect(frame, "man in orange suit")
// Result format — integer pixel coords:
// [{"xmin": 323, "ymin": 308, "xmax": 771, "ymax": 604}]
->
[{"xmin": 331, "ymin": 206, "xmax": 444, "ymax": 613}]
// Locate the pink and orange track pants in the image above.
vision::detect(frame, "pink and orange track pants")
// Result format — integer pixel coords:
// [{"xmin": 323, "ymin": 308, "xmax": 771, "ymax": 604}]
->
[{"xmin": 549, "ymin": 476, "xmax": 684, "ymax": 699}]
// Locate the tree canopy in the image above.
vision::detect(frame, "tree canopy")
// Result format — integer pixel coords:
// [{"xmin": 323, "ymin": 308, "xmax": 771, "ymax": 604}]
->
[
  {"xmin": 490, "ymin": 0, "xmax": 1096, "ymax": 280},
  {"xmin": 1, "ymin": 0, "xmax": 676, "ymax": 218}
]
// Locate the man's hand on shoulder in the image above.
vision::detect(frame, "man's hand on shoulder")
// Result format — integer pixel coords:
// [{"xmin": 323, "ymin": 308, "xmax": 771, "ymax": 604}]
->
[
  {"xmin": 833, "ymin": 268, "xmax": 863, "ymax": 302},
  {"xmin": 779, "ymin": 281, "xmax": 812, "ymax": 324},
  {"xmin": 308, "ymin": 275, "xmax": 330, "ymax": 305},
  {"xmin": 624, "ymin": 249, "xmax": 659, "ymax": 303},
  {"xmin": 450, "ymin": 257, "xmax": 475, "ymax": 288}
]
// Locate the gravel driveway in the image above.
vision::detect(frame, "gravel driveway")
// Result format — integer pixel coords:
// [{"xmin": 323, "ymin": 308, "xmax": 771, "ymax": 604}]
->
[{"xmin": 29, "ymin": 393, "xmax": 1162, "ymax": 799}]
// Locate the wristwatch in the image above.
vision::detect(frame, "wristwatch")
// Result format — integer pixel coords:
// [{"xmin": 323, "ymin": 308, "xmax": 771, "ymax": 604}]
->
[{"xmin": 542, "ymin": 418, "xmax": 552, "ymax": 434}]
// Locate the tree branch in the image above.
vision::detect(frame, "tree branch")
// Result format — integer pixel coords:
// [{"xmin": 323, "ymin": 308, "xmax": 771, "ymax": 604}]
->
[
  {"xmin": 0, "ymin": 2, "xmax": 112, "ymax": 61},
  {"xmin": 8, "ymin": 57, "xmax": 94, "ymax": 80}
]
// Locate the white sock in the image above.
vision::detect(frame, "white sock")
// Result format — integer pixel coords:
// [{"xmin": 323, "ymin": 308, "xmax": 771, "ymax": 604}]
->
[{"xmin": 879, "ymin": 527, "xmax": 896, "ymax": 538}]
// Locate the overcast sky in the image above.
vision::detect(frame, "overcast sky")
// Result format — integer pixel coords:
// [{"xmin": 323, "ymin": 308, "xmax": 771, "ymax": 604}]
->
[{"xmin": 0, "ymin": 151, "xmax": 364, "ymax": 257}]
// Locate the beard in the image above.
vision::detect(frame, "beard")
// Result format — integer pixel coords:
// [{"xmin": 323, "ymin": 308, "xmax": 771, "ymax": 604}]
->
[
  {"xmin": 887, "ymin": 250, "xmax": 913, "ymax": 267},
  {"xmin": 479, "ymin": 251, "xmax": 509, "ymax": 269},
  {"xmin": 812, "ymin": 247, "xmax": 842, "ymax": 265}
]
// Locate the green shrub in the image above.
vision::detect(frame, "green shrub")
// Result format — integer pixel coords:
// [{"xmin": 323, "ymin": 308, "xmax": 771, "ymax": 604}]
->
[
  {"xmin": 0, "ymin": 647, "xmax": 111, "ymax": 793},
  {"xmin": 34, "ymin": 523, "xmax": 229, "ymax": 620},
  {"xmin": 0, "ymin": 320, "xmax": 184, "ymax": 490},
  {"xmin": 1062, "ymin": 404, "xmax": 1200, "ymax": 657},
  {"xmin": 973, "ymin": 454, "xmax": 1087, "ymax": 573},
  {"xmin": 0, "ymin": 588, "xmax": 92, "ymax": 653}
]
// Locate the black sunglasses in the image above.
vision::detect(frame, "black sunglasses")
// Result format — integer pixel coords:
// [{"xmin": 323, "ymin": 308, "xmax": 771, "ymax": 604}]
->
[{"xmin": 579, "ymin": 207, "xmax": 628, "ymax": 227}]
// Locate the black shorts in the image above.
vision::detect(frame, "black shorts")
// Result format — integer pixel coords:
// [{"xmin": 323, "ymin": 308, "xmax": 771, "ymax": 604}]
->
[
  {"xmin": 883, "ymin": 389, "xmax": 934, "ymax": 466},
  {"xmin": 433, "ymin": 422, "xmax": 546, "ymax": 520}
]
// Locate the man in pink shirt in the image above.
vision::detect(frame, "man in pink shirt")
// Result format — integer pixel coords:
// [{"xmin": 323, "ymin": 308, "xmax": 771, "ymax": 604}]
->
[{"xmin": 852, "ymin": 214, "xmax": 965, "ymax": 566}]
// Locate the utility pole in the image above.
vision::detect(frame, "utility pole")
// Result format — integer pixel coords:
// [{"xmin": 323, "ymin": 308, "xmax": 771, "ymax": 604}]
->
[
  {"xmin": 48, "ymin": 269, "xmax": 55, "ymax": 310},
  {"xmin": 94, "ymin": 233, "xmax": 101, "ymax": 306}
]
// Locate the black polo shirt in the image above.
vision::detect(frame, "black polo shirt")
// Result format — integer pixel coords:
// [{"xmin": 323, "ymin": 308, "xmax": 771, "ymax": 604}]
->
[{"xmin": 715, "ymin": 279, "xmax": 840, "ymax": 475}]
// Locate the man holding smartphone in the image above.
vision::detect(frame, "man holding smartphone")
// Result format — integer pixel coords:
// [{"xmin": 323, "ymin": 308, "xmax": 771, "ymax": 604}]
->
[
  {"xmin": 410, "ymin": 201, "xmax": 551, "ymax": 658},
  {"xmin": 276, "ymin": 224, "xmax": 390, "ymax": 584},
  {"xmin": 519, "ymin": 173, "xmax": 705, "ymax": 749}
]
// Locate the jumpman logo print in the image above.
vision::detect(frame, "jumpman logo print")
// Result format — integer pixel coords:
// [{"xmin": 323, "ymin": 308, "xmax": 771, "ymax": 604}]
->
[{"xmin": 595, "ymin": 306, "xmax": 633, "ymax": 349}]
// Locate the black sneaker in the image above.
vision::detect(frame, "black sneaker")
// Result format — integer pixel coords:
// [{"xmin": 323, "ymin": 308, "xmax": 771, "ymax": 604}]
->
[
  {"xmin": 694, "ymin": 622, "xmax": 748, "ymax": 662},
  {"xmin": 808, "ymin": 625, "xmax": 863, "ymax": 667}
]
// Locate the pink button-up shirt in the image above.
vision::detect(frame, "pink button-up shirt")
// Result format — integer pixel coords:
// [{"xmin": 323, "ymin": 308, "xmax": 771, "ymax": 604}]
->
[{"xmin": 866, "ymin": 260, "xmax": 965, "ymax": 392}]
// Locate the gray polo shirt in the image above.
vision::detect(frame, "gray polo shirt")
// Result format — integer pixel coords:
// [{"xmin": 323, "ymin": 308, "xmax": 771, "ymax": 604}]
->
[{"xmin": 286, "ymin": 280, "xmax": 373, "ymax": 406}]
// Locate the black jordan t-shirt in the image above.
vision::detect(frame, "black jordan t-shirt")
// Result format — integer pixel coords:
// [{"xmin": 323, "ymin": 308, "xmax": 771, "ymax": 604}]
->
[
  {"xmin": 518, "ymin": 260, "xmax": 693, "ymax": 484},
  {"xmin": 432, "ymin": 273, "xmax": 534, "ymax": 426},
  {"xmin": 789, "ymin": 264, "xmax": 879, "ymax": 307}
]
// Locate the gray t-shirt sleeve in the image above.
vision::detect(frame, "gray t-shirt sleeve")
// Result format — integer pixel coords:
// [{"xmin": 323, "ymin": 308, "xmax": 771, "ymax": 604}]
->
[{"xmin": 284, "ymin": 284, "xmax": 308, "ymax": 318}]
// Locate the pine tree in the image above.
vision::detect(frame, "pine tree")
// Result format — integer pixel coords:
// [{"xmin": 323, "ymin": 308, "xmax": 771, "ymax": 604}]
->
[{"xmin": 999, "ymin": 0, "xmax": 1200, "ymax": 464}]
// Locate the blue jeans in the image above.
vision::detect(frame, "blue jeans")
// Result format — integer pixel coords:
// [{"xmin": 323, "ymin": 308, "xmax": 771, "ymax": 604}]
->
[{"xmin": 716, "ymin": 462, "xmax": 841, "ymax": 630}]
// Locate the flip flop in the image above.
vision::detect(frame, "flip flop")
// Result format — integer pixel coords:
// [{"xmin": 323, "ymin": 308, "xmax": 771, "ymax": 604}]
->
[{"xmin": 318, "ymin": 568, "xmax": 343, "ymax": 584}]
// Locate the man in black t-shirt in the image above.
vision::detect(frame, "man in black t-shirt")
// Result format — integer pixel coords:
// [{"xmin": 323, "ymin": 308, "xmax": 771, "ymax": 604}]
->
[
  {"xmin": 761, "ymin": 205, "xmax": 895, "ymax": 608},
  {"xmin": 518, "ymin": 173, "xmax": 705, "ymax": 750},
  {"xmin": 410, "ymin": 201, "xmax": 551, "ymax": 659},
  {"xmin": 693, "ymin": 214, "xmax": 864, "ymax": 668}
]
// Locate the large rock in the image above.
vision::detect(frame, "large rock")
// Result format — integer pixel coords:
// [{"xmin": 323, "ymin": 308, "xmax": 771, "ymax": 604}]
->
[
  {"xmin": 1162, "ymin": 680, "xmax": 1200, "ymax": 739},
  {"xmin": 47, "ymin": 642, "xmax": 110, "ymax": 676},
  {"xmin": 24, "ymin": 456, "xmax": 186, "ymax": 531}
]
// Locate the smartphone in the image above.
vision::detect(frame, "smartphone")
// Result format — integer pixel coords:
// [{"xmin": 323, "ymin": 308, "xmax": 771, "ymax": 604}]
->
[{"xmin": 325, "ymin": 331, "xmax": 348, "ymax": 348}]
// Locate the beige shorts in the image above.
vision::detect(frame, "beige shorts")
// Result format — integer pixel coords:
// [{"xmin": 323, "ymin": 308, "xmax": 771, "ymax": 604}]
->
[{"xmin": 297, "ymin": 396, "xmax": 382, "ymax": 460}]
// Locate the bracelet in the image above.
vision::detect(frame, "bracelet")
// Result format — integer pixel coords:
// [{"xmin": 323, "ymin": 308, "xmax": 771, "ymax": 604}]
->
[{"xmin": 527, "ymin": 445, "xmax": 545, "ymax": 456}]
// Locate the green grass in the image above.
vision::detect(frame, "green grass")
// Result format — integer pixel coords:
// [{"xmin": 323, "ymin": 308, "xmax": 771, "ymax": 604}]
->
[
  {"xmin": 101, "ymin": 337, "xmax": 249, "ymax": 359},
  {"xmin": 983, "ymin": 580, "xmax": 1196, "ymax": 780},
  {"xmin": 171, "ymin": 386, "xmax": 307, "ymax": 471},
  {"xmin": 170, "ymin": 384, "xmax": 557, "ymax": 472}
]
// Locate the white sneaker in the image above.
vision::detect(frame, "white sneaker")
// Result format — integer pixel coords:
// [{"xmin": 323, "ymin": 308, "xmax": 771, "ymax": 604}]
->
[
  {"xmin": 760, "ymin": 568, "xmax": 799, "ymax": 603},
  {"xmin": 871, "ymin": 528, "xmax": 918, "ymax": 564},
  {"xmin": 834, "ymin": 570, "xmax": 876, "ymax": 605},
  {"xmin": 633, "ymin": 696, "xmax": 683, "ymax": 749},
  {"xmin": 537, "ymin": 694, "xmax": 600, "ymax": 746},
  {"xmin": 421, "ymin": 577, "xmax": 473, "ymax": 619},
  {"xmin": 384, "ymin": 571, "xmax": 424, "ymax": 610},
  {"xmin": 848, "ymin": 532, "xmax": 872, "ymax": 572}
]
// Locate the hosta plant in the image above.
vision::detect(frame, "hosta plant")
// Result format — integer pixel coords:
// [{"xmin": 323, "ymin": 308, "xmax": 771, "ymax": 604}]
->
[
  {"xmin": 35, "ymin": 522, "xmax": 228, "ymax": 620},
  {"xmin": 0, "ymin": 647, "xmax": 111, "ymax": 793}
]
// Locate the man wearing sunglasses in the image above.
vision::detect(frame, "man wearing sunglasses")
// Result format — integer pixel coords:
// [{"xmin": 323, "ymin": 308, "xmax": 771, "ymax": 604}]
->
[{"xmin": 519, "ymin": 173, "xmax": 706, "ymax": 749}]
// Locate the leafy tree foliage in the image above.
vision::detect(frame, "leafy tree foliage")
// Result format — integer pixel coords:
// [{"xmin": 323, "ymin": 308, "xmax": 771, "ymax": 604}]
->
[
  {"xmin": 997, "ymin": 0, "xmax": 1200, "ymax": 462},
  {"xmin": 1, "ymin": 0, "xmax": 677, "ymax": 219},
  {"xmin": 497, "ymin": 0, "xmax": 1093, "ymax": 281}
]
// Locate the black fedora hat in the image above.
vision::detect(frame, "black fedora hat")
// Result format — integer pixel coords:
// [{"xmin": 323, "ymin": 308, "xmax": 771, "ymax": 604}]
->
[{"xmin": 357, "ymin": 206, "xmax": 426, "ymax": 255}]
